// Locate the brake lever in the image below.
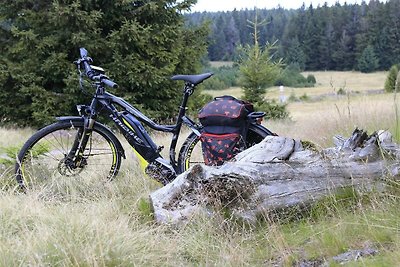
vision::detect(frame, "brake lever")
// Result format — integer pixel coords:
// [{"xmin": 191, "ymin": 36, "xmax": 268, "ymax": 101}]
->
[{"xmin": 77, "ymin": 66, "xmax": 92, "ymax": 96}]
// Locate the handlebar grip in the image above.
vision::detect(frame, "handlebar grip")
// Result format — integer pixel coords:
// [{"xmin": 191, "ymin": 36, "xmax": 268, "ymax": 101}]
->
[
  {"xmin": 83, "ymin": 61, "xmax": 95, "ymax": 79},
  {"xmin": 101, "ymin": 78, "xmax": 118, "ymax": 89}
]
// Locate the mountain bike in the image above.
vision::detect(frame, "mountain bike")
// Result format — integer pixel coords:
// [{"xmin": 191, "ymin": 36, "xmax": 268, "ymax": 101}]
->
[{"xmin": 15, "ymin": 48, "xmax": 275, "ymax": 190}]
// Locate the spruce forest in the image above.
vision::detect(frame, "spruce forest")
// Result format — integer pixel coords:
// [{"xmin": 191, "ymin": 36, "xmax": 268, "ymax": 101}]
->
[{"xmin": 187, "ymin": 0, "xmax": 400, "ymax": 71}]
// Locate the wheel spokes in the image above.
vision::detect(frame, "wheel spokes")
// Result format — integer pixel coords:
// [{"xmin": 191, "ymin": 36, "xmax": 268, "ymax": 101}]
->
[{"xmin": 19, "ymin": 126, "xmax": 116, "ymax": 188}]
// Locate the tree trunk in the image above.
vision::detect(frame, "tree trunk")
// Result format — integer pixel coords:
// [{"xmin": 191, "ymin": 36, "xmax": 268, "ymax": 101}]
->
[{"xmin": 150, "ymin": 129, "xmax": 400, "ymax": 225}]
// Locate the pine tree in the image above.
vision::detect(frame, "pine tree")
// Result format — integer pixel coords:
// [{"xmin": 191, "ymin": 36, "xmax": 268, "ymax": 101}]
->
[
  {"xmin": 238, "ymin": 13, "xmax": 282, "ymax": 104},
  {"xmin": 221, "ymin": 15, "xmax": 240, "ymax": 60},
  {"xmin": 385, "ymin": 0, "xmax": 400, "ymax": 67},
  {"xmin": 354, "ymin": 2, "xmax": 370, "ymax": 68},
  {"xmin": 365, "ymin": 0, "xmax": 391, "ymax": 69},
  {"xmin": 302, "ymin": 5, "xmax": 322, "ymax": 70},
  {"xmin": 357, "ymin": 45, "xmax": 379, "ymax": 73},
  {"xmin": 208, "ymin": 15, "xmax": 228, "ymax": 60},
  {"xmin": 0, "ymin": 0, "xmax": 208, "ymax": 127},
  {"xmin": 317, "ymin": 5, "xmax": 335, "ymax": 70},
  {"xmin": 285, "ymin": 37, "xmax": 306, "ymax": 70}
]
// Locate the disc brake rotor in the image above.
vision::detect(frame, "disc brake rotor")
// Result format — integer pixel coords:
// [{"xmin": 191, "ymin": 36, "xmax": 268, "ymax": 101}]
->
[{"xmin": 58, "ymin": 157, "xmax": 85, "ymax": 176}]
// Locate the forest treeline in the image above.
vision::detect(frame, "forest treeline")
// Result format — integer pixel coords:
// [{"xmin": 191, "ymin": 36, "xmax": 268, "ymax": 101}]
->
[{"xmin": 186, "ymin": 0, "xmax": 400, "ymax": 71}]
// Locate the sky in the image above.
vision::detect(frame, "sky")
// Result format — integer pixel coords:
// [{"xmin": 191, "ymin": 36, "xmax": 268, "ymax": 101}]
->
[{"xmin": 191, "ymin": 0, "xmax": 361, "ymax": 12}]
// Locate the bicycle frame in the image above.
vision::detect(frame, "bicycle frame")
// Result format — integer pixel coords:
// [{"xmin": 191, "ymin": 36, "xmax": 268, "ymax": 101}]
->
[{"xmin": 78, "ymin": 82, "xmax": 200, "ymax": 175}]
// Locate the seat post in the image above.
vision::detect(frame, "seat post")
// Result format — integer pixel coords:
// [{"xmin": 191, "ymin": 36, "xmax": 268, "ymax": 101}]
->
[{"xmin": 169, "ymin": 83, "xmax": 194, "ymax": 170}]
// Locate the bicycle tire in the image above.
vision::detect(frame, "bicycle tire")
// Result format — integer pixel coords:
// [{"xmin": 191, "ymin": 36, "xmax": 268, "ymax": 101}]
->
[
  {"xmin": 15, "ymin": 120, "xmax": 123, "ymax": 190},
  {"xmin": 177, "ymin": 124, "xmax": 272, "ymax": 173}
]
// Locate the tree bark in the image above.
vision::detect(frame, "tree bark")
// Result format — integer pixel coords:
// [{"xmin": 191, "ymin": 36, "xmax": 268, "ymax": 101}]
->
[{"xmin": 150, "ymin": 129, "xmax": 400, "ymax": 225}]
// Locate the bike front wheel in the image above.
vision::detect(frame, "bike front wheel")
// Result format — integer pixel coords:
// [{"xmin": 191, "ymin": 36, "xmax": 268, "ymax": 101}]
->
[
  {"xmin": 177, "ymin": 124, "xmax": 273, "ymax": 173},
  {"xmin": 15, "ymin": 120, "xmax": 123, "ymax": 190}
]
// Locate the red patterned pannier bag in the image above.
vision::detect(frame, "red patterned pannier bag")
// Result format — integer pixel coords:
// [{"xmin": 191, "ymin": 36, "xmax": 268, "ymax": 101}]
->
[{"xmin": 198, "ymin": 96, "xmax": 253, "ymax": 166}]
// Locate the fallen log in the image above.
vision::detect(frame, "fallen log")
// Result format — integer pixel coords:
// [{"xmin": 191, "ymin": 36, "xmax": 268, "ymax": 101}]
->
[{"xmin": 150, "ymin": 129, "xmax": 400, "ymax": 225}]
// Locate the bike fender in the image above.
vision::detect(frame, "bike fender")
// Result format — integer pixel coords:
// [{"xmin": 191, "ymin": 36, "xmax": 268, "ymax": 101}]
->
[
  {"xmin": 56, "ymin": 116, "xmax": 84, "ymax": 122},
  {"xmin": 56, "ymin": 116, "xmax": 126, "ymax": 159},
  {"xmin": 249, "ymin": 122, "xmax": 277, "ymax": 136}
]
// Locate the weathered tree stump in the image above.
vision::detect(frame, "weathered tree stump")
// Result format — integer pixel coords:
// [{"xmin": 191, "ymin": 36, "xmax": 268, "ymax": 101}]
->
[{"xmin": 150, "ymin": 129, "xmax": 400, "ymax": 225}]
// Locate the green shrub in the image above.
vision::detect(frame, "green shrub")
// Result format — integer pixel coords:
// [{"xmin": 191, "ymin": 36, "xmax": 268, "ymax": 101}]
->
[
  {"xmin": 337, "ymin": 88, "xmax": 346, "ymax": 95},
  {"xmin": 299, "ymin": 93, "xmax": 310, "ymax": 102},
  {"xmin": 384, "ymin": 64, "xmax": 399, "ymax": 92},
  {"xmin": 202, "ymin": 78, "xmax": 227, "ymax": 90},
  {"xmin": 202, "ymin": 65, "xmax": 240, "ymax": 90},
  {"xmin": 256, "ymin": 100, "xmax": 289, "ymax": 120},
  {"xmin": 306, "ymin": 74, "xmax": 316, "ymax": 84},
  {"xmin": 0, "ymin": 144, "xmax": 47, "ymax": 166},
  {"xmin": 0, "ymin": 145, "xmax": 21, "ymax": 166},
  {"xmin": 275, "ymin": 64, "xmax": 316, "ymax": 88}
]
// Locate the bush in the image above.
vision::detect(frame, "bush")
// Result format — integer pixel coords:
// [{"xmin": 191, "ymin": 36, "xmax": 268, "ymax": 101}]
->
[
  {"xmin": 202, "ymin": 78, "xmax": 227, "ymax": 90},
  {"xmin": 384, "ymin": 64, "xmax": 399, "ymax": 92},
  {"xmin": 202, "ymin": 65, "xmax": 239, "ymax": 90},
  {"xmin": 256, "ymin": 100, "xmax": 289, "ymax": 120},
  {"xmin": 0, "ymin": 145, "xmax": 22, "ymax": 166},
  {"xmin": 299, "ymin": 93, "xmax": 310, "ymax": 101},
  {"xmin": 306, "ymin": 74, "xmax": 316, "ymax": 84},
  {"xmin": 337, "ymin": 88, "xmax": 346, "ymax": 95},
  {"xmin": 275, "ymin": 64, "xmax": 316, "ymax": 88}
]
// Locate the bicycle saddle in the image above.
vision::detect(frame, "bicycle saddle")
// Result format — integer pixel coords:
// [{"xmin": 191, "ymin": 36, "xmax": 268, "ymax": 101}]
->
[{"xmin": 171, "ymin": 72, "xmax": 213, "ymax": 86}]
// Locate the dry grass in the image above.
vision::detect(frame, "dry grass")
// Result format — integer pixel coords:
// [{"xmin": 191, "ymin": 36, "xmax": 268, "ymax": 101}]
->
[
  {"xmin": 275, "ymin": 70, "xmax": 387, "ymax": 99},
  {"xmin": 0, "ymin": 71, "xmax": 399, "ymax": 266},
  {"xmin": 267, "ymin": 93, "xmax": 400, "ymax": 147},
  {"xmin": 204, "ymin": 71, "xmax": 387, "ymax": 100},
  {"xmin": 303, "ymin": 71, "xmax": 387, "ymax": 92},
  {"xmin": 0, "ymin": 127, "xmax": 33, "ymax": 148}
]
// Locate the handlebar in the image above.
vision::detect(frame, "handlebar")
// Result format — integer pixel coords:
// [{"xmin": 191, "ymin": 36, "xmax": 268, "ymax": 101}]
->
[
  {"xmin": 101, "ymin": 77, "xmax": 118, "ymax": 88},
  {"xmin": 79, "ymin": 48, "xmax": 94, "ymax": 79},
  {"xmin": 78, "ymin": 48, "xmax": 118, "ymax": 89}
]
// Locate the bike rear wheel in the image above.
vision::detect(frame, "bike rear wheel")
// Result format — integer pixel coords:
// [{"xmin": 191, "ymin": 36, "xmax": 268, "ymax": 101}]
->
[
  {"xmin": 178, "ymin": 124, "xmax": 272, "ymax": 173},
  {"xmin": 15, "ymin": 120, "xmax": 122, "ymax": 190}
]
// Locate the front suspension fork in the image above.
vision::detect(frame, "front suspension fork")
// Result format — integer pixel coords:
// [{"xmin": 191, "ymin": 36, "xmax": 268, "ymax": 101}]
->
[{"xmin": 65, "ymin": 117, "xmax": 94, "ymax": 168}]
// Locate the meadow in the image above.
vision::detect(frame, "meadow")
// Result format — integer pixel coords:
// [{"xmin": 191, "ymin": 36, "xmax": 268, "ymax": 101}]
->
[
  {"xmin": 0, "ymin": 71, "xmax": 399, "ymax": 266},
  {"xmin": 204, "ymin": 71, "xmax": 387, "ymax": 100}
]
